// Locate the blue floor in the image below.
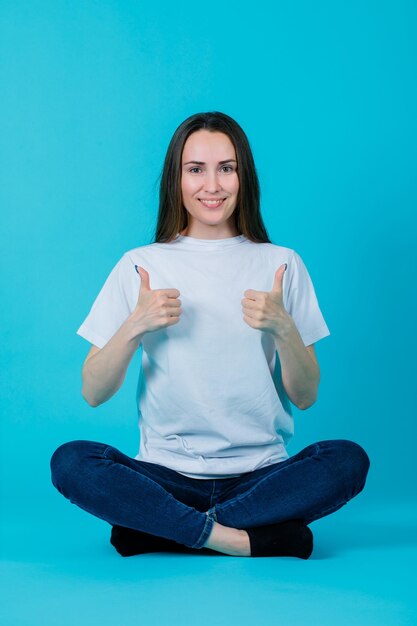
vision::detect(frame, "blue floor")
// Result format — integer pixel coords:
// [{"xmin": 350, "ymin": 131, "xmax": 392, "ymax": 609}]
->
[{"xmin": 1, "ymin": 498, "xmax": 416, "ymax": 626}]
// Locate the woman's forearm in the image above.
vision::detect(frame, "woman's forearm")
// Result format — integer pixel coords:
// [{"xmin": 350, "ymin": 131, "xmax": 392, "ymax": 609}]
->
[
  {"xmin": 81, "ymin": 270, "xmax": 183, "ymax": 407},
  {"xmin": 81, "ymin": 317, "xmax": 144, "ymax": 407},
  {"xmin": 272, "ymin": 314, "xmax": 320, "ymax": 410}
]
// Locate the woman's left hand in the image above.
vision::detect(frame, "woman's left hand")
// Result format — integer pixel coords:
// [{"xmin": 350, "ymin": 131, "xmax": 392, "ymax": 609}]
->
[{"xmin": 241, "ymin": 264, "xmax": 290, "ymax": 337}]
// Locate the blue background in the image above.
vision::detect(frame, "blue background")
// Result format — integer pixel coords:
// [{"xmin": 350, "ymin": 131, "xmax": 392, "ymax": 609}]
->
[{"xmin": 1, "ymin": 1, "xmax": 416, "ymax": 625}]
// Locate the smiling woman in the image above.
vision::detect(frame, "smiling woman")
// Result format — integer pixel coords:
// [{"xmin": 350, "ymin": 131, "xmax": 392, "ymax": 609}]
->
[
  {"xmin": 50, "ymin": 111, "xmax": 370, "ymax": 560},
  {"xmin": 154, "ymin": 111, "xmax": 269, "ymax": 244},
  {"xmin": 180, "ymin": 130, "xmax": 240, "ymax": 238}
]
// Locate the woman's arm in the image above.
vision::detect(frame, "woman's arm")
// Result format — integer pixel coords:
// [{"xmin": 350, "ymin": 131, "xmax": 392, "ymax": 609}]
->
[
  {"xmin": 242, "ymin": 263, "xmax": 323, "ymax": 411},
  {"xmin": 272, "ymin": 314, "xmax": 320, "ymax": 410},
  {"xmin": 81, "ymin": 319, "xmax": 144, "ymax": 407},
  {"xmin": 81, "ymin": 265, "xmax": 182, "ymax": 407}
]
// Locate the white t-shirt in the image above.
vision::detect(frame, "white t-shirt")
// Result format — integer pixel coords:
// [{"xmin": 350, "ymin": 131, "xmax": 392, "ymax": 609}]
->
[{"xmin": 77, "ymin": 234, "xmax": 330, "ymax": 479}]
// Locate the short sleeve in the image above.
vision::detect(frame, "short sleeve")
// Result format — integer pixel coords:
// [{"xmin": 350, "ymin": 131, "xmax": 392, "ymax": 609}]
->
[
  {"xmin": 76, "ymin": 252, "xmax": 141, "ymax": 349},
  {"xmin": 283, "ymin": 250, "xmax": 330, "ymax": 346}
]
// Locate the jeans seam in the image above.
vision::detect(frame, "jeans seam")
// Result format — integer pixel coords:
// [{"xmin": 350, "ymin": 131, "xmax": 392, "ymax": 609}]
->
[
  {"xmin": 191, "ymin": 511, "xmax": 215, "ymax": 549},
  {"xmin": 207, "ymin": 505, "xmax": 217, "ymax": 522},
  {"xmin": 102, "ymin": 445, "xmax": 114, "ymax": 460},
  {"xmin": 209, "ymin": 480, "xmax": 216, "ymax": 510}
]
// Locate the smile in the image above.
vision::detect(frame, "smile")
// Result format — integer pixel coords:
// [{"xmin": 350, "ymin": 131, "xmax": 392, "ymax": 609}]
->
[{"xmin": 198, "ymin": 199, "xmax": 226, "ymax": 208}]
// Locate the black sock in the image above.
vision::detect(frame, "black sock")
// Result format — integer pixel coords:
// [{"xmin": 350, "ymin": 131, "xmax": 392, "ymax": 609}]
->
[
  {"xmin": 245, "ymin": 519, "xmax": 313, "ymax": 559},
  {"xmin": 110, "ymin": 525, "xmax": 200, "ymax": 557},
  {"xmin": 111, "ymin": 521, "xmax": 312, "ymax": 559}
]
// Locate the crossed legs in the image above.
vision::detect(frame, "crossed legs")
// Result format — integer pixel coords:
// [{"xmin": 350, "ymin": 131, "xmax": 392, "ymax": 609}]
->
[{"xmin": 50, "ymin": 439, "xmax": 370, "ymax": 557}]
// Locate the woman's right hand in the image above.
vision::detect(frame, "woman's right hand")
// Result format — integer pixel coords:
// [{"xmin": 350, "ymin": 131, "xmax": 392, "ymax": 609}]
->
[{"xmin": 129, "ymin": 266, "xmax": 182, "ymax": 334}]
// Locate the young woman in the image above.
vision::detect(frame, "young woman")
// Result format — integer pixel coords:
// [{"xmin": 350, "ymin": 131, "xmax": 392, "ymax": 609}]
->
[{"xmin": 50, "ymin": 111, "xmax": 370, "ymax": 558}]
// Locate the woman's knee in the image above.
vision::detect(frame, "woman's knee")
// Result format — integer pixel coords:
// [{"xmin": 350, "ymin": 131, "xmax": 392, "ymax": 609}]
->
[
  {"xmin": 50, "ymin": 440, "xmax": 97, "ymax": 493},
  {"xmin": 331, "ymin": 439, "xmax": 370, "ymax": 494}
]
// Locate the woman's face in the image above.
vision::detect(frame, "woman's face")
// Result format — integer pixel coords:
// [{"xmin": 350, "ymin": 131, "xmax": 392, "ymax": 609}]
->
[{"xmin": 180, "ymin": 130, "xmax": 240, "ymax": 238}]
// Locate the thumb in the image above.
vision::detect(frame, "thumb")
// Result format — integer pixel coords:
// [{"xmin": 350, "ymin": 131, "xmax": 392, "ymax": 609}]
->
[
  {"xmin": 272, "ymin": 264, "xmax": 287, "ymax": 292},
  {"xmin": 136, "ymin": 266, "xmax": 151, "ymax": 291}
]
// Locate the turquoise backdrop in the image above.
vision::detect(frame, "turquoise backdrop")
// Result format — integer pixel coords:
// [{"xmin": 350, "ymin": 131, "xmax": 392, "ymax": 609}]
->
[
  {"xmin": 2, "ymin": 0, "xmax": 416, "ymax": 504},
  {"xmin": 1, "ymin": 2, "xmax": 416, "ymax": 625}
]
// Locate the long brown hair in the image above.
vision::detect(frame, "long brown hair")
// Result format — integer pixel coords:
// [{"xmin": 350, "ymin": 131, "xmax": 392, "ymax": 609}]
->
[{"xmin": 153, "ymin": 111, "xmax": 271, "ymax": 243}]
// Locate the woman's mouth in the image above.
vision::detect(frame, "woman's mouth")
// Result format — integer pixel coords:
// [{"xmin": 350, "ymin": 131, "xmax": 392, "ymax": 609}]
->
[{"xmin": 198, "ymin": 198, "xmax": 226, "ymax": 209}]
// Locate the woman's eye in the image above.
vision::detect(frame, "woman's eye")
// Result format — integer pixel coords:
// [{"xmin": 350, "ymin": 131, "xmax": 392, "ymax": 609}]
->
[{"xmin": 188, "ymin": 166, "xmax": 235, "ymax": 173}]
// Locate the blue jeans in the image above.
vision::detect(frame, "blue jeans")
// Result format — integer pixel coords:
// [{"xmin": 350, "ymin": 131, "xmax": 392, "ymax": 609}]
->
[{"xmin": 50, "ymin": 439, "xmax": 370, "ymax": 549}]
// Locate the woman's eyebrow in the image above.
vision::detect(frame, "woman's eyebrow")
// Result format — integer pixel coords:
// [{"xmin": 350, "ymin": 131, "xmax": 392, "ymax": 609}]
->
[{"xmin": 183, "ymin": 159, "xmax": 237, "ymax": 165}]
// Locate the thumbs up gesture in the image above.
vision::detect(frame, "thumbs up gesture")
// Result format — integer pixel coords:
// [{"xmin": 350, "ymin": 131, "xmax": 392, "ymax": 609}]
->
[
  {"xmin": 241, "ymin": 264, "xmax": 289, "ymax": 337},
  {"xmin": 130, "ymin": 266, "xmax": 182, "ymax": 335}
]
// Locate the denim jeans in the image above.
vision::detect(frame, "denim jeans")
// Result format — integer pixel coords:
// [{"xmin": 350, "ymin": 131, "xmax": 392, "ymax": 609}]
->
[{"xmin": 50, "ymin": 439, "xmax": 370, "ymax": 549}]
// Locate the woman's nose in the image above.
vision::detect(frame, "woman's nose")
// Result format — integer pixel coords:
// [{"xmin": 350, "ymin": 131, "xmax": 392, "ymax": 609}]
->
[{"xmin": 203, "ymin": 170, "xmax": 222, "ymax": 193}]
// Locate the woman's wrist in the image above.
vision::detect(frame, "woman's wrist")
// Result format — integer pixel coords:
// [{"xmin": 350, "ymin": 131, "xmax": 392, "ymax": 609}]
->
[
  {"xmin": 270, "ymin": 310, "xmax": 296, "ymax": 341},
  {"xmin": 124, "ymin": 314, "xmax": 147, "ymax": 345}
]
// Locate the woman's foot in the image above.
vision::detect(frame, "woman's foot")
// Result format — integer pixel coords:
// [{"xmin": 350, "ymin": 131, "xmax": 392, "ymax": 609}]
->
[
  {"xmin": 110, "ymin": 525, "xmax": 198, "ymax": 556},
  {"xmin": 246, "ymin": 520, "xmax": 313, "ymax": 559},
  {"xmin": 203, "ymin": 522, "xmax": 251, "ymax": 556},
  {"xmin": 110, "ymin": 519, "xmax": 313, "ymax": 559},
  {"xmin": 203, "ymin": 519, "xmax": 313, "ymax": 558}
]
